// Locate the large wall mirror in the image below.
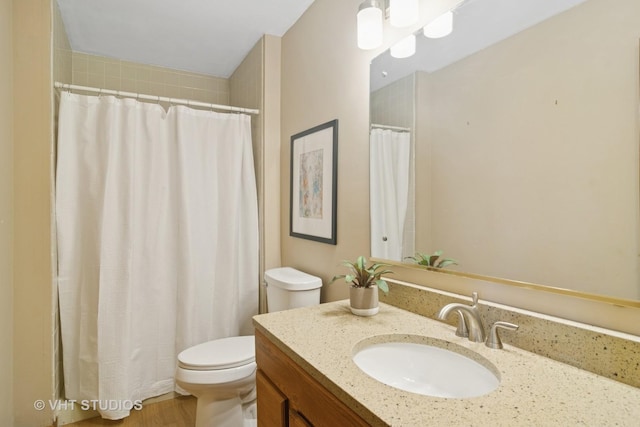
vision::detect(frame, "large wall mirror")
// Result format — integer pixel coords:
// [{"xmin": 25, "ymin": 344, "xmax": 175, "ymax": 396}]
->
[{"xmin": 369, "ymin": 0, "xmax": 640, "ymax": 303}]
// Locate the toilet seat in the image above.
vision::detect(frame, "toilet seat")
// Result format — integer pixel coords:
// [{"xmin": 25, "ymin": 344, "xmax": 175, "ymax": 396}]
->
[
  {"xmin": 178, "ymin": 336, "xmax": 255, "ymax": 371},
  {"xmin": 176, "ymin": 361, "xmax": 256, "ymax": 385}
]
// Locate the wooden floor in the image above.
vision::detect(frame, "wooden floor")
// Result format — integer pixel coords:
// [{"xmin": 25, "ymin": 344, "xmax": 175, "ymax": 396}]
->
[{"xmin": 63, "ymin": 396, "xmax": 197, "ymax": 427}]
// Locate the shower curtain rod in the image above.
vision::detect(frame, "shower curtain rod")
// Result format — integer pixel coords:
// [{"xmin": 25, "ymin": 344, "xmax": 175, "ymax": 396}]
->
[
  {"xmin": 371, "ymin": 123, "xmax": 411, "ymax": 132},
  {"xmin": 54, "ymin": 82, "xmax": 260, "ymax": 115}
]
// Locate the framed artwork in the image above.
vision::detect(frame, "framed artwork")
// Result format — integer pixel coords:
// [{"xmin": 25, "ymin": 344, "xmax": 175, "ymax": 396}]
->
[{"xmin": 289, "ymin": 119, "xmax": 338, "ymax": 244}]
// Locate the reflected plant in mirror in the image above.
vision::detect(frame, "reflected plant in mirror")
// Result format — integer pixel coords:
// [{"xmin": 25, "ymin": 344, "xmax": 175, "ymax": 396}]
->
[
  {"xmin": 369, "ymin": 0, "xmax": 640, "ymax": 303},
  {"xmin": 406, "ymin": 250, "xmax": 458, "ymax": 270}
]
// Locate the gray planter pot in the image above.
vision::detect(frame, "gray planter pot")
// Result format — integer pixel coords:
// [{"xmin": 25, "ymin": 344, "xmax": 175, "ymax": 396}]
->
[{"xmin": 349, "ymin": 286, "xmax": 379, "ymax": 316}]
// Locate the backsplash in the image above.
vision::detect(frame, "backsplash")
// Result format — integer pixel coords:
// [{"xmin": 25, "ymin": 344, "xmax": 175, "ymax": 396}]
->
[{"xmin": 380, "ymin": 279, "xmax": 640, "ymax": 388}]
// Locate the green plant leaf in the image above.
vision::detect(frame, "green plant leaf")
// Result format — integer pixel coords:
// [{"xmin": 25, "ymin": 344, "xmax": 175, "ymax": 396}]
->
[
  {"xmin": 410, "ymin": 250, "xmax": 458, "ymax": 269},
  {"xmin": 376, "ymin": 269, "xmax": 394, "ymax": 276},
  {"xmin": 376, "ymin": 279, "xmax": 389, "ymax": 294},
  {"xmin": 436, "ymin": 259, "xmax": 458, "ymax": 269},
  {"xmin": 429, "ymin": 249, "xmax": 445, "ymax": 265},
  {"xmin": 370, "ymin": 262, "xmax": 391, "ymax": 270},
  {"xmin": 330, "ymin": 255, "xmax": 393, "ymax": 293},
  {"xmin": 330, "ymin": 274, "xmax": 346, "ymax": 283}
]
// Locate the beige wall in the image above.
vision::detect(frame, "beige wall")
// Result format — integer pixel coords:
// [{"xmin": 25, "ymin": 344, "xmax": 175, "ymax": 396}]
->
[
  {"xmin": 53, "ymin": 1, "xmax": 72, "ymax": 85},
  {"xmin": 71, "ymin": 52, "xmax": 229, "ymax": 106},
  {"xmin": 231, "ymin": 37, "xmax": 265, "ymax": 310},
  {"xmin": 281, "ymin": 0, "xmax": 372, "ymax": 301},
  {"xmin": 13, "ymin": 0, "xmax": 55, "ymax": 425},
  {"xmin": 230, "ymin": 35, "xmax": 282, "ymax": 313},
  {"xmin": 261, "ymin": 35, "xmax": 283, "ymax": 276},
  {"xmin": 414, "ymin": 0, "xmax": 640, "ymax": 300},
  {"xmin": 0, "ymin": 0, "xmax": 13, "ymax": 425}
]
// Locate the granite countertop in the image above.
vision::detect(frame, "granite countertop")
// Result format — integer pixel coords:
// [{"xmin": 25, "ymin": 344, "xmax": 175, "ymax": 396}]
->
[{"xmin": 253, "ymin": 300, "xmax": 640, "ymax": 426}]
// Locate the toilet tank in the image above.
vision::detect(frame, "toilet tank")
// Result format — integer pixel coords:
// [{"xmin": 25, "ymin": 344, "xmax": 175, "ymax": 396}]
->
[{"xmin": 264, "ymin": 267, "xmax": 322, "ymax": 313}]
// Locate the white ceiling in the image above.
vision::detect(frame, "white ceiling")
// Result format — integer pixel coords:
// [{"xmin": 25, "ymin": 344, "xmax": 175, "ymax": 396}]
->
[
  {"xmin": 56, "ymin": 0, "xmax": 316, "ymax": 78},
  {"xmin": 371, "ymin": 0, "xmax": 588, "ymax": 92}
]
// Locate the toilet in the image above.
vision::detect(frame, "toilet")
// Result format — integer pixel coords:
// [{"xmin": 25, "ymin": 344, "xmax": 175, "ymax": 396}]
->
[{"xmin": 175, "ymin": 267, "xmax": 322, "ymax": 427}]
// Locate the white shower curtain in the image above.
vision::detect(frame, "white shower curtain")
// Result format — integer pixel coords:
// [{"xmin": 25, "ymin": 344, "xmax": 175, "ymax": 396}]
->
[
  {"xmin": 56, "ymin": 92, "xmax": 258, "ymax": 420},
  {"xmin": 370, "ymin": 128, "xmax": 411, "ymax": 261}
]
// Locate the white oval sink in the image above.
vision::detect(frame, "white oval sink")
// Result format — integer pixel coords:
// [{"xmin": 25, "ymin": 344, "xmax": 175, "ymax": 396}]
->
[{"xmin": 352, "ymin": 335, "xmax": 500, "ymax": 398}]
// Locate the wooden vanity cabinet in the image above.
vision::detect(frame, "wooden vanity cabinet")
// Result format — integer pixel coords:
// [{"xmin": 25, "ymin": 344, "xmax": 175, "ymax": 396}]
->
[{"xmin": 255, "ymin": 330, "xmax": 370, "ymax": 427}]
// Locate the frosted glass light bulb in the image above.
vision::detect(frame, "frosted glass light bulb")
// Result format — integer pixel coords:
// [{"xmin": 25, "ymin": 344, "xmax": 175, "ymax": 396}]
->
[
  {"xmin": 423, "ymin": 11, "xmax": 453, "ymax": 39},
  {"xmin": 390, "ymin": 34, "xmax": 416, "ymax": 58},
  {"xmin": 357, "ymin": 1, "xmax": 383, "ymax": 50}
]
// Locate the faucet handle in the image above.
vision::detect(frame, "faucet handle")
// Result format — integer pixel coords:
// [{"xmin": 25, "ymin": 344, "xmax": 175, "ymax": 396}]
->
[
  {"xmin": 486, "ymin": 321, "xmax": 519, "ymax": 349},
  {"xmin": 471, "ymin": 291, "xmax": 479, "ymax": 306},
  {"xmin": 454, "ymin": 310, "xmax": 469, "ymax": 338}
]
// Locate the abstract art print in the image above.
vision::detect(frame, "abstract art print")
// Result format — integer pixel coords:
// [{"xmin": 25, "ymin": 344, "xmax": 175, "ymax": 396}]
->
[{"xmin": 290, "ymin": 119, "xmax": 338, "ymax": 244}]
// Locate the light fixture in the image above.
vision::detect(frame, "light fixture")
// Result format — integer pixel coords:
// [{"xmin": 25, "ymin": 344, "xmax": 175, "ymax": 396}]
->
[
  {"xmin": 390, "ymin": 34, "xmax": 416, "ymax": 58},
  {"xmin": 423, "ymin": 10, "xmax": 453, "ymax": 39},
  {"xmin": 357, "ymin": 0, "xmax": 384, "ymax": 50},
  {"xmin": 390, "ymin": 0, "xmax": 419, "ymax": 28}
]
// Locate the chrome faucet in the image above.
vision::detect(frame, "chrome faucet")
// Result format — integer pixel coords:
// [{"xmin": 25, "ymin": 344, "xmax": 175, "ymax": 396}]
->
[{"xmin": 437, "ymin": 292, "xmax": 486, "ymax": 343}]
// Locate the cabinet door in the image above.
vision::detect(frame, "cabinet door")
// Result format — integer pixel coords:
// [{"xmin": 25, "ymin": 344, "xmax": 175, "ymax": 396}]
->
[
  {"xmin": 289, "ymin": 408, "xmax": 313, "ymax": 427},
  {"xmin": 256, "ymin": 330, "xmax": 370, "ymax": 426},
  {"xmin": 257, "ymin": 369, "xmax": 287, "ymax": 427}
]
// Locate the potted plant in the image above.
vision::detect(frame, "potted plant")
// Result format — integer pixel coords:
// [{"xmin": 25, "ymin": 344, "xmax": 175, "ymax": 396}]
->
[
  {"xmin": 331, "ymin": 256, "xmax": 392, "ymax": 316},
  {"xmin": 406, "ymin": 250, "xmax": 457, "ymax": 269}
]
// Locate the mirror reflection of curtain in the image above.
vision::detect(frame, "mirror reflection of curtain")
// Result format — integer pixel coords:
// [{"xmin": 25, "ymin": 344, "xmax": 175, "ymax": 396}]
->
[{"xmin": 370, "ymin": 128, "xmax": 412, "ymax": 261}]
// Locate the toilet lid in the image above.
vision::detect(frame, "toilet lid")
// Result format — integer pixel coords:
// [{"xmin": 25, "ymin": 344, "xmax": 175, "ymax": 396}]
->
[{"xmin": 177, "ymin": 336, "xmax": 255, "ymax": 371}]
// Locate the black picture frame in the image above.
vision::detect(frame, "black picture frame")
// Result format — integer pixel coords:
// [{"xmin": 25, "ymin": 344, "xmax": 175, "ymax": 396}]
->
[{"xmin": 289, "ymin": 119, "xmax": 338, "ymax": 245}]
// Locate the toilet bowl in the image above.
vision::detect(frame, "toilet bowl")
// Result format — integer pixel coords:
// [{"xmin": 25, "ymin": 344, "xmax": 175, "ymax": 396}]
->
[
  {"xmin": 175, "ymin": 267, "xmax": 322, "ymax": 427},
  {"xmin": 176, "ymin": 336, "xmax": 257, "ymax": 427}
]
